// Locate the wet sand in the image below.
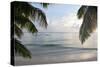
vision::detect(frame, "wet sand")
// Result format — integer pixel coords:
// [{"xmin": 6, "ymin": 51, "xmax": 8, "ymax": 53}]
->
[{"xmin": 15, "ymin": 49, "xmax": 97, "ymax": 66}]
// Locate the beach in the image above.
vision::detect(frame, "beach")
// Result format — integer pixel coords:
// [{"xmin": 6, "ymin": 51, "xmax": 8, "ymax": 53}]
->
[
  {"xmin": 15, "ymin": 47, "xmax": 97, "ymax": 65},
  {"xmin": 15, "ymin": 32, "xmax": 97, "ymax": 66}
]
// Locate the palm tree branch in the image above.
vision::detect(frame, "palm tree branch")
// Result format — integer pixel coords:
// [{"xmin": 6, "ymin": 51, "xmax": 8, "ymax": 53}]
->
[
  {"xmin": 15, "ymin": 38, "xmax": 31, "ymax": 58},
  {"xmin": 12, "ymin": 1, "xmax": 48, "ymax": 59},
  {"xmin": 79, "ymin": 6, "xmax": 97, "ymax": 44},
  {"xmin": 40, "ymin": 3, "xmax": 49, "ymax": 8},
  {"xmin": 77, "ymin": 6, "xmax": 87, "ymax": 19},
  {"xmin": 30, "ymin": 6, "xmax": 48, "ymax": 28},
  {"xmin": 14, "ymin": 24, "xmax": 23, "ymax": 38},
  {"xmin": 24, "ymin": 19, "xmax": 38, "ymax": 33},
  {"xmin": 14, "ymin": 1, "xmax": 48, "ymax": 28},
  {"xmin": 15, "ymin": 15, "xmax": 38, "ymax": 33}
]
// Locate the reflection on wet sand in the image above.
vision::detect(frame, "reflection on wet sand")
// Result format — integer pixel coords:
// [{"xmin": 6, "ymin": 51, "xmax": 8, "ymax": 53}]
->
[{"xmin": 15, "ymin": 49, "xmax": 97, "ymax": 66}]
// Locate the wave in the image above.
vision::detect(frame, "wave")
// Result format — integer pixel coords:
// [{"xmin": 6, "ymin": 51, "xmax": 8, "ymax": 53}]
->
[{"xmin": 26, "ymin": 44, "xmax": 97, "ymax": 50}]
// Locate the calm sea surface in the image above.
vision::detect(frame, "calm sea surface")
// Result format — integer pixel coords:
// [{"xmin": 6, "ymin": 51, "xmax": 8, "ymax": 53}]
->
[
  {"xmin": 21, "ymin": 32, "xmax": 97, "ymax": 48},
  {"xmin": 15, "ymin": 32, "xmax": 97, "ymax": 65}
]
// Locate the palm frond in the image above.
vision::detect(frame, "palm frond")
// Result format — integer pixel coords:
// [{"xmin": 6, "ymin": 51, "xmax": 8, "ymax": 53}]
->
[
  {"xmin": 12, "ymin": 1, "xmax": 48, "ymax": 59},
  {"xmin": 13, "ymin": 1, "xmax": 33, "ymax": 17},
  {"xmin": 79, "ymin": 6, "xmax": 97, "ymax": 44},
  {"xmin": 30, "ymin": 6, "xmax": 48, "ymax": 28},
  {"xmin": 15, "ymin": 15, "xmax": 38, "ymax": 33},
  {"xmin": 14, "ymin": 1, "xmax": 48, "ymax": 28},
  {"xmin": 40, "ymin": 3, "xmax": 49, "ymax": 8},
  {"xmin": 14, "ymin": 24, "xmax": 23, "ymax": 38},
  {"xmin": 77, "ymin": 6, "xmax": 87, "ymax": 19},
  {"xmin": 15, "ymin": 38, "xmax": 31, "ymax": 58},
  {"xmin": 15, "ymin": 15, "xmax": 30, "ymax": 28},
  {"xmin": 24, "ymin": 19, "xmax": 38, "ymax": 33}
]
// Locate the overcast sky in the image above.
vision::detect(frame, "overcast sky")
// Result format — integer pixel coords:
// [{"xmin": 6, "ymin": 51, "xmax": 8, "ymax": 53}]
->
[{"xmin": 31, "ymin": 3, "xmax": 83, "ymax": 32}]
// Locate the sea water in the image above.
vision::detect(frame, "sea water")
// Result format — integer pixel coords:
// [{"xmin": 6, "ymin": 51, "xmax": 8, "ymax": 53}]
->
[{"xmin": 15, "ymin": 32, "xmax": 97, "ymax": 65}]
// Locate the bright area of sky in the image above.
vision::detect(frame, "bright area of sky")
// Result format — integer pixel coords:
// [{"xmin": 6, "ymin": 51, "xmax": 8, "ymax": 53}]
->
[{"xmin": 30, "ymin": 3, "xmax": 83, "ymax": 32}]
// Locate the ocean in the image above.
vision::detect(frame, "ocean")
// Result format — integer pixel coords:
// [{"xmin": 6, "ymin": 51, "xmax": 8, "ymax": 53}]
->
[{"xmin": 15, "ymin": 32, "xmax": 97, "ymax": 65}]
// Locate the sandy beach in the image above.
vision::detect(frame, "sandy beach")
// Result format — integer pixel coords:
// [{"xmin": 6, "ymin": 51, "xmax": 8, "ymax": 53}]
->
[
  {"xmin": 15, "ymin": 48, "xmax": 97, "ymax": 66},
  {"xmin": 15, "ymin": 32, "xmax": 97, "ymax": 66}
]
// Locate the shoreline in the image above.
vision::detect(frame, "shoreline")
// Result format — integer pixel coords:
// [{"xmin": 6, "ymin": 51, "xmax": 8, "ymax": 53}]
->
[{"xmin": 15, "ymin": 49, "xmax": 97, "ymax": 66}]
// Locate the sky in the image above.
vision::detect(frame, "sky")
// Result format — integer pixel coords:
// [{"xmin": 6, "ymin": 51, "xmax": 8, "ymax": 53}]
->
[{"xmin": 31, "ymin": 3, "xmax": 83, "ymax": 32}]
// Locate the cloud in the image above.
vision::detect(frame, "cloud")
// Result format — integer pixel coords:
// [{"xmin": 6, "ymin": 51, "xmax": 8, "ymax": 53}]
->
[{"xmin": 38, "ymin": 13, "xmax": 83, "ymax": 32}]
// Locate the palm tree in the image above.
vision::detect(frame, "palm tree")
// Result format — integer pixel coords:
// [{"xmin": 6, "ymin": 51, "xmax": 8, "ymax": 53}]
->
[
  {"xmin": 12, "ymin": 1, "xmax": 48, "ymax": 58},
  {"xmin": 77, "ymin": 6, "xmax": 97, "ymax": 44}
]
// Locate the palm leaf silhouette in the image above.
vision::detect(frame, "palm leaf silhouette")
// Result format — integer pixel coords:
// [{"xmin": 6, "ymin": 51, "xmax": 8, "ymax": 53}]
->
[
  {"xmin": 77, "ymin": 6, "xmax": 97, "ymax": 44},
  {"xmin": 12, "ymin": 1, "xmax": 48, "ymax": 58},
  {"xmin": 15, "ymin": 38, "xmax": 31, "ymax": 58}
]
